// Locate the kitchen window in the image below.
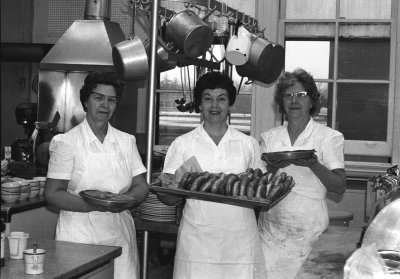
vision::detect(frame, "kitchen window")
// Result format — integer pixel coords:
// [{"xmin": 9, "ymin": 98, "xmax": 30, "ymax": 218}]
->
[{"xmin": 280, "ymin": 0, "xmax": 398, "ymax": 167}]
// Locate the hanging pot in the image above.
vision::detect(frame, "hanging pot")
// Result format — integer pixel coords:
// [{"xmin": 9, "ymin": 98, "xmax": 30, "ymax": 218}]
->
[
  {"xmin": 236, "ymin": 34, "xmax": 285, "ymax": 84},
  {"xmin": 112, "ymin": 36, "xmax": 149, "ymax": 80},
  {"xmin": 166, "ymin": 9, "xmax": 214, "ymax": 58},
  {"xmin": 226, "ymin": 25, "xmax": 252, "ymax": 66},
  {"xmin": 144, "ymin": 37, "xmax": 177, "ymax": 73}
]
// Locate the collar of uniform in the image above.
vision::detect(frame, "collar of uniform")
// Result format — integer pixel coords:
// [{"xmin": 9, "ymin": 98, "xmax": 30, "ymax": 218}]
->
[
  {"xmin": 81, "ymin": 118, "xmax": 118, "ymax": 144},
  {"xmin": 197, "ymin": 123, "xmax": 232, "ymax": 144},
  {"xmin": 283, "ymin": 116, "xmax": 315, "ymax": 145}
]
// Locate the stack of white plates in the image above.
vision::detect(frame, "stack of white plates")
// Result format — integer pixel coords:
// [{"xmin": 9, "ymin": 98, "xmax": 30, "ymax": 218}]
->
[{"xmin": 140, "ymin": 193, "xmax": 176, "ymax": 222}]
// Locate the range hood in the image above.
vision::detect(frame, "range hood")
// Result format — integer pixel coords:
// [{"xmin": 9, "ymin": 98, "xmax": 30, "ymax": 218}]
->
[{"xmin": 40, "ymin": 0, "xmax": 126, "ymax": 72}]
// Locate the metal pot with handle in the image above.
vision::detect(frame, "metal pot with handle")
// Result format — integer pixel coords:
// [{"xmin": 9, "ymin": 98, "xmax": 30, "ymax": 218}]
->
[
  {"xmin": 112, "ymin": 3, "xmax": 149, "ymax": 80},
  {"xmin": 166, "ymin": 8, "xmax": 215, "ymax": 58},
  {"xmin": 236, "ymin": 34, "xmax": 285, "ymax": 84},
  {"xmin": 112, "ymin": 36, "xmax": 149, "ymax": 80}
]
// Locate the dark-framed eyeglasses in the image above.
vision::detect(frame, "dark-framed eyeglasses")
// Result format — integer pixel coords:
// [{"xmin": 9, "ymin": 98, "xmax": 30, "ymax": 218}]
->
[
  {"xmin": 89, "ymin": 92, "xmax": 120, "ymax": 105},
  {"xmin": 283, "ymin": 91, "xmax": 308, "ymax": 100}
]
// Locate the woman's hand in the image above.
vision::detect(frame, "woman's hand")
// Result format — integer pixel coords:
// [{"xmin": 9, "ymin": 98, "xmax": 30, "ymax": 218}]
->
[
  {"xmin": 89, "ymin": 203, "xmax": 126, "ymax": 213},
  {"xmin": 290, "ymin": 154, "xmax": 319, "ymax": 168},
  {"xmin": 263, "ymin": 158, "xmax": 292, "ymax": 173},
  {"xmin": 156, "ymin": 192, "xmax": 184, "ymax": 206}
]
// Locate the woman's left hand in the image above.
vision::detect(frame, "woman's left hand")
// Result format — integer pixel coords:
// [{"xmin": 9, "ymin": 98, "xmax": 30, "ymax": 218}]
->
[{"xmin": 290, "ymin": 154, "xmax": 319, "ymax": 168}]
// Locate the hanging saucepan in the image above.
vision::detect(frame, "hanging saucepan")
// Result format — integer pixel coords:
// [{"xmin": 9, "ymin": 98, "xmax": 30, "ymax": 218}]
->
[
  {"xmin": 236, "ymin": 34, "xmax": 285, "ymax": 84},
  {"xmin": 226, "ymin": 23, "xmax": 252, "ymax": 66},
  {"xmin": 112, "ymin": 36, "xmax": 149, "ymax": 80},
  {"xmin": 134, "ymin": 12, "xmax": 177, "ymax": 73},
  {"xmin": 143, "ymin": 36, "xmax": 178, "ymax": 73},
  {"xmin": 166, "ymin": 9, "xmax": 215, "ymax": 58}
]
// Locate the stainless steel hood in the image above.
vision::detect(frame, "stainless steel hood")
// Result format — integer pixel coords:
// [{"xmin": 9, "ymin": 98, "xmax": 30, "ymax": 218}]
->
[
  {"xmin": 40, "ymin": 20, "xmax": 126, "ymax": 71},
  {"xmin": 40, "ymin": 0, "xmax": 126, "ymax": 72}
]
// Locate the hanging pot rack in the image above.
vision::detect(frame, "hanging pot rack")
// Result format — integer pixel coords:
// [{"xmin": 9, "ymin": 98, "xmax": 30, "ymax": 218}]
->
[{"xmin": 130, "ymin": 0, "xmax": 260, "ymax": 33}]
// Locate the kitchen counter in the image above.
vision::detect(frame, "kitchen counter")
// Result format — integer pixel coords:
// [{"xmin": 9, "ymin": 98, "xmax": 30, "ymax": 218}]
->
[
  {"xmin": 1, "ymin": 238, "xmax": 122, "ymax": 279},
  {"xmin": 296, "ymin": 226, "xmax": 363, "ymax": 278}
]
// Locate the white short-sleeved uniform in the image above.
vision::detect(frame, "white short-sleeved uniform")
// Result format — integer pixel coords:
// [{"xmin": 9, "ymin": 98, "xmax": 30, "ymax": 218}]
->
[
  {"xmin": 163, "ymin": 124, "xmax": 267, "ymax": 279},
  {"xmin": 258, "ymin": 118, "xmax": 345, "ymax": 279},
  {"xmin": 47, "ymin": 118, "xmax": 146, "ymax": 279}
]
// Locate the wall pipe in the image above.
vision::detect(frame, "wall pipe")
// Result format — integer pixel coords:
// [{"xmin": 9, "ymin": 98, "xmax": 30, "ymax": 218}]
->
[
  {"xmin": 143, "ymin": 0, "xmax": 161, "ymax": 278},
  {"xmin": 1, "ymin": 43, "xmax": 53, "ymax": 62}
]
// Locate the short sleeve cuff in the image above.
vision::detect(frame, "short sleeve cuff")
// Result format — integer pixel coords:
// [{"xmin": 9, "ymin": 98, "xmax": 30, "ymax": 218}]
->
[
  {"xmin": 131, "ymin": 168, "xmax": 147, "ymax": 178},
  {"xmin": 46, "ymin": 172, "xmax": 72, "ymax": 180}
]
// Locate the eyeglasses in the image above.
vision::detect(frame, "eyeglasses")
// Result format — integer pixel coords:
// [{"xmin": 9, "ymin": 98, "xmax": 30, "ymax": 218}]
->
[
  {"xmin": 283, "ymin": 91, "xmax": 308, "ymax": 100},
  {"xmin": 90, "ymin": 92, "xmax": 120, "ymax": 105}
]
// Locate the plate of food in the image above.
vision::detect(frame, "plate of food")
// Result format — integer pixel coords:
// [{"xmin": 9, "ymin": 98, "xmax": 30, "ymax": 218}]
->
[
  {"xmin": 262, "ymin": 149, "xmax": 315, "ymax": 161},
  {"xmin": 79, "ymin": 190, "xmax": 140, "ymax": 209}
]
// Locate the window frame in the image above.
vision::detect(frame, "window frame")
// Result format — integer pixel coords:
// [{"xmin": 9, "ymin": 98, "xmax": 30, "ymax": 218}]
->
[{"xmin": 277, "ymin": 7, "xmax": 398, "ymax": 162}]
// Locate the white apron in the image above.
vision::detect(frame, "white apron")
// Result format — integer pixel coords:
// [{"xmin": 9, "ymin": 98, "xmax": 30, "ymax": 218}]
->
[
  {"xmin": 258, "ymin": 166, "xmax": 329, "ymax": 279},
  {"xmin": 173, "ymin": 136, "xmax": 267, "ymax": 279},
  {"xmin": 56, "ymin": 142, "xmax": 139, "ymax": 279}
]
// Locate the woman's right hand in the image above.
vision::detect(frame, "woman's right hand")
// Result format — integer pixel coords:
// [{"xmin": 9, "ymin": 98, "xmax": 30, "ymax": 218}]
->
[{"xmin": 156, "ymin": 192, "xmax": 183, "ymax": 206}]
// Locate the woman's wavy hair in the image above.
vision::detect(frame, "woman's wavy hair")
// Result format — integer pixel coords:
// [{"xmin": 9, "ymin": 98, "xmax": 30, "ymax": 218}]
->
[
  {"xmin": 193, "ymin": 71, "xmax": 237, "ymax": 113},
  {"xmin": 275, "ymin": 68, "xmax": 321, "ymax": 116},
  {"xmin": 80, "ymin": 72, "xmax": 125, "ymax": 112}
]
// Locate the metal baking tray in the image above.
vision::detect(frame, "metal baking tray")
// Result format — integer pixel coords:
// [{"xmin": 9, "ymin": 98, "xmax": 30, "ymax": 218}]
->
[
  {"xmin": 149, "ymin": 184, "xmax": 290, "ymax": 210},
  {"xmin": 262, "ymin": 149, "xmax": 315, "ymax": 161},
  {"xmin": 79, "ymin": 190, "xmax": 140, "ymax": 209}
]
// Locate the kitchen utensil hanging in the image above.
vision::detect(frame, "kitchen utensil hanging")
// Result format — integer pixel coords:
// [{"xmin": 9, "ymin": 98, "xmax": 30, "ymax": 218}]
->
[
  {"xmin": 226, "ymin": 21, "xmax": 252, "ymax": 66},
  {"xmin": 112, "ymin": 2, "xmax": 149, "ymax": 80},
  {"xmin": 176, "ymin": 66, "xmax": 195, "ymax": 113},
  {"xmin": 236, "ymin": 33, "xmax": 285, "ymax": 85},
  {"xmin": 165, "ymin": 5, "xmax": 217, "ymax": 58}
]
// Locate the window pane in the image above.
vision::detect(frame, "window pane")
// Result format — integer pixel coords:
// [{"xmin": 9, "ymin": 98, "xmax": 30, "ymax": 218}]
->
[
  {"xmin": 336, "ymin": 83, "xmax": 388, "ymax": 141},
  {"xmin": 340, "ymin": 0, "xmax": 391, "ymax": 19},
  {"xmin": 286, "ymin": 0, "xmax": 336, "ymax": 19},
  {"xmin": 285, "ymin": 41, "xmax": 332, "ymax": 79},
  {"xmin": 313, "ymin": 82, "xmax": 331, "ymax": 126},
  {"xmin": 285, "ymin": 23, "xmax": 335, "ymax": 38},
  {"xmin": 339, "ymin": 23, "xmax": 391, "ymax": 38},
  {"xmin": 338, "ymin": 39, "xmax": 390, "ymax": 80}
]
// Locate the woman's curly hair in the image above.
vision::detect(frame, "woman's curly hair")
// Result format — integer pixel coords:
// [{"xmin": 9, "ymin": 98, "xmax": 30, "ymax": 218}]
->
[
  {"xmin": 275, "ymin": 68, "xmax": 321, "ymax": 116},
  {"xmin": 193, "ymin": 71, "xmax": 237, "ymax": 113},
  {"xmin": 80, "ymin": 72, "xmax": 125, "ymax": 112}
]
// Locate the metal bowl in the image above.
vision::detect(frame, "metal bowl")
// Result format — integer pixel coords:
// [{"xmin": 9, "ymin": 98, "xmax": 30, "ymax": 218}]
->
[
  {"xmin": 80, "ymin": 190, "xmax": 140, "ymax": 209},
  {"xmin": 262, "ymin": 150, "xmax": 315, "ymax": 161},
  {"xmin": 362, "ymin": 199, "xmax": 400, "ymax": 252}
]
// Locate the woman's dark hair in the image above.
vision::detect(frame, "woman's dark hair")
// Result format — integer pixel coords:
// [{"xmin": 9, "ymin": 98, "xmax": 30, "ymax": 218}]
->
[
  {"xmin": 193, "ymin": 71, "xmax": 237, "ymax": 113},
  {"xmin": 80, "ymin": 72, "xmax": 125, "ymax": 112},
  {"xmin": 275, "ymin": 68, "xmax": 321, "ymax": 116}
]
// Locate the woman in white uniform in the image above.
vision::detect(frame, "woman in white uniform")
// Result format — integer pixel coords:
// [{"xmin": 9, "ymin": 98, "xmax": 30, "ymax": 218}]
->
[
  {"xmin": 45, "ymin": 72, "xmax": 149, "ymax": 279},
  {"xmin": 158, "ymin": 71, "xmax": 267, "ymax": 279},
  {"xmin": 259, "ymin": 68, "xmax": 347, "ymax": 279}
]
